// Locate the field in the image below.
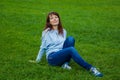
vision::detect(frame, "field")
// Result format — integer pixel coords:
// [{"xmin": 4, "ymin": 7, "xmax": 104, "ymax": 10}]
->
[{"xmin": 0, "ymin": 0, "xmax": 120, "ymax": 80}]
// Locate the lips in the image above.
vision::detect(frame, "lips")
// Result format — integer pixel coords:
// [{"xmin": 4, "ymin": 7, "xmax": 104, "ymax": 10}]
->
[{"xmin": 53, "ymin": 21, "xmax": 58, "ymax": 23}]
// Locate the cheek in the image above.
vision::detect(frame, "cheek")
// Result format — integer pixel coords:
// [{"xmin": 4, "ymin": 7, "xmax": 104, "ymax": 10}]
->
[
  {"xmin": 50, "ymin": 20, "xmax": 53, "ymax": 24},
  {"xmin": 56, "ymin": 19, "xmax": 59, "ymax": 23},
  {"xmin": 57, "ymin": 18, "xmax": 59, "ymax": 21}
]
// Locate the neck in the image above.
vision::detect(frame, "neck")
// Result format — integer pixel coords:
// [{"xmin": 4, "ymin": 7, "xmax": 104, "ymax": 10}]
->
[{"xmin": 53, "ymin": 26, "xmax": 58, "ymax": 30}]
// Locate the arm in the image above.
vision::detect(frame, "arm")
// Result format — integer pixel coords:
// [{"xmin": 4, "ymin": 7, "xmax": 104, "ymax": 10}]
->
[
  {"xmin": 36, "ymin": 31, "xmax": 47, "ymax": 63},
  {"xmin": 36, "ymin": 47, "xmax": 45, "ymax": 63}
]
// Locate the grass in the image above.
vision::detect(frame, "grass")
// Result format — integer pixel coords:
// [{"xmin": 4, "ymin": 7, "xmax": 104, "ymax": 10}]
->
[{"xmin": 0, "ymin": 0, "xmax": 120, "ymax": 80}]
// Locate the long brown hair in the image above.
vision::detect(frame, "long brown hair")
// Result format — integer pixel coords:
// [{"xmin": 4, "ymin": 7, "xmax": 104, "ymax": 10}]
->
[{"xmin": 44, "ymin": 12, "xmax": 63, "ymax": 35}]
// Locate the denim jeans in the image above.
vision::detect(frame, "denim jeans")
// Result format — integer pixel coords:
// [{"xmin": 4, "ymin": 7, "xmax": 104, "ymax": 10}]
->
[{"xmin": 48, "ymin": 36, "xmax": 92, "ymax": 70}]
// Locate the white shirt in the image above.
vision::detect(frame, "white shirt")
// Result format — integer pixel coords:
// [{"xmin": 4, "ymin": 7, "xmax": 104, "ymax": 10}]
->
[{"xmin": 36, "ymin": 28, "xmax": 67, "ymax": 62}]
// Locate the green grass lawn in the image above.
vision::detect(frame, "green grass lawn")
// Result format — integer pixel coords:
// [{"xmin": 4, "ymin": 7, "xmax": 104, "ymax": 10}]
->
[{"xmin": 0, "ymin": 0, "xmax": 120, "ymax": 80}]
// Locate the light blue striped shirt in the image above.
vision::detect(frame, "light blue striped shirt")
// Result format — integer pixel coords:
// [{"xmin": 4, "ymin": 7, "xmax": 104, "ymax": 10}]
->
[{"xmin": 36, "ymin": 28, "xmax": 67, "ymax": 62}]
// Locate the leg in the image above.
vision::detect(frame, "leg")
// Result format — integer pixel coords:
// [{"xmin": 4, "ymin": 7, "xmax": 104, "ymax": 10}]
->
[
  {"xmin": 48, "ymin": 38, "xmax": 103, "ymax": 77},
  {"xmin": 62, "ymin": 36, "xmax": 75, "ymax": 63},
  {"xmin": 48, "ymin": 47, "xmax": 92, "ymax": 70},
  {"xmin": 63, "ymin": 36, "xmax": 75, "ymax": 49}
]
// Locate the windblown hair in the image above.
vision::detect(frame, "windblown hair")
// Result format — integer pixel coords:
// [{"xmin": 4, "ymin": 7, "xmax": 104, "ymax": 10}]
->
[{"xmin": 44, "ymin": 12, "xmax": 63, "ymax": 35}]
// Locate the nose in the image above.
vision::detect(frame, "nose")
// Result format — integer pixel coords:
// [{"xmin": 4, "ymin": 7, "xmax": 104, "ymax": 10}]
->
[{"xmin": 53, "ymin": 18, "xmax": 57, "ymax": 21}]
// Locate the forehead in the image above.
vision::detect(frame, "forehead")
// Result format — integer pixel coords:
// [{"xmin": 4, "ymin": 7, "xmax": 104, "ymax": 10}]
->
[{"xmin": 49, "ymin": 14, "xmax": 58, "ymax": 17}]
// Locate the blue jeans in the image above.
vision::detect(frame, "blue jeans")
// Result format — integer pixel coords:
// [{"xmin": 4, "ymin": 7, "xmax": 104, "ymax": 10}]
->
[{"xmin": 48, "ymin": 36, "xmax": 92, "ymax": 70}]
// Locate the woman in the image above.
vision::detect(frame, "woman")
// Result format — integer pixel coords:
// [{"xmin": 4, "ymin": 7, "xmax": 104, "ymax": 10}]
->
[{"xmin": 35, "ymin": 12, "xmax": 103, "ymax": 77}]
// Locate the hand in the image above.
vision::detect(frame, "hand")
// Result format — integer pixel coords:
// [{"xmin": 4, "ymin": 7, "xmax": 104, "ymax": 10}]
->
[{"xmin": 29, "ymin": 60, "xmax": 36, "ymax": 63}]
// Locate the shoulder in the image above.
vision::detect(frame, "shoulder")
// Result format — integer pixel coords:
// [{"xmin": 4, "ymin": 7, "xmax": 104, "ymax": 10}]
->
[
  {"xmin": 63, "ymin": 28, "xmax": 67, "ymax": 33},
  {"xmin": 63, "ymin": 28, "xmax": 67, "ymax": 37},
  {"xmin": 42, "ymin": 28, "xmax": 50, "ymax": 37},
  {"xmin": 42, "ymin": 28, "xmax": 50, "ymax": 34},
  {"xmin": 43, "ymin": 28, "xmax": 50, "ymax": 33}
]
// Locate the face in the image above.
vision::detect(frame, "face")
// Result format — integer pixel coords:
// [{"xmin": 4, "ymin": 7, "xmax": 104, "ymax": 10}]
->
[{"xmin": 49, "ymin": 14, "xmax": 59, "ymax": 27}]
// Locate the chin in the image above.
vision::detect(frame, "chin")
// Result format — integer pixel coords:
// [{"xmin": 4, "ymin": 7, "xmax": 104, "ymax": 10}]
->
[{"xmin": 53, "ymin": 24, "xmax": 59, "ymax": 26}]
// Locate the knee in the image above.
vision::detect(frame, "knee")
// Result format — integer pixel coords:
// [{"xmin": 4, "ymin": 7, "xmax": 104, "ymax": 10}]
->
[{"xmin": 67, "ymin": 36, "xmax": 75, "ymax": 44}]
